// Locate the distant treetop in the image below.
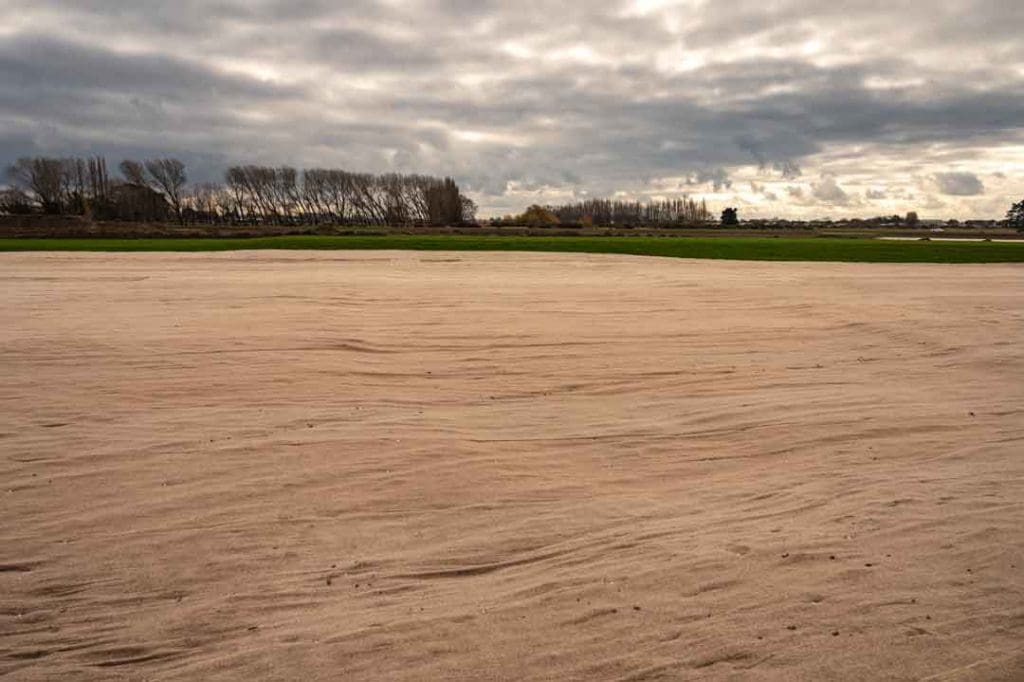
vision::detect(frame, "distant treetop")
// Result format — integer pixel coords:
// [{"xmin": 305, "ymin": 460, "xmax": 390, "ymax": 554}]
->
[{"xmin": 1008, "ymin": 199, "xmax": 1024, "ymax": 227}]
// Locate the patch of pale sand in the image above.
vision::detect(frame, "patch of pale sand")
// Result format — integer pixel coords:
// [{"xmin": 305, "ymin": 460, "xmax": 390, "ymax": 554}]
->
[{"xmin": 1, "ymin": 250, "xmax": 1022, "ymax": 681}]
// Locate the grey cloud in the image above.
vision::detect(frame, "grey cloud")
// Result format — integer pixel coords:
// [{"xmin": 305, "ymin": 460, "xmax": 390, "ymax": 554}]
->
[
  {"xmin": 313, "ymin": 28, "xmax": 448, "ymax": 71},
  {"xmin": 933, "ymin": 172, "xmax": 985, "ymax": 196},
  {"xmin": 687, "ymin": 168, "xmax": 732, "ymax": 191},
  {"xmin": 0, "ymin": 34, "xmax": 300, "ymax": 101},
  {"xmin": 812, "ymin": 176, "xmax": 851, "ymax": 205},
  {"xmin": 774, "ymin": 161, "xmax": 802, "ymax": 180}
]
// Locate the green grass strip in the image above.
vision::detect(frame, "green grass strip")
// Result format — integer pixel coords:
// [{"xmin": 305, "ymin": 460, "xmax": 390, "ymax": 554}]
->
[{"xmin": 1, "ymin": 235, "xmax": 1023, "ymax": 263}]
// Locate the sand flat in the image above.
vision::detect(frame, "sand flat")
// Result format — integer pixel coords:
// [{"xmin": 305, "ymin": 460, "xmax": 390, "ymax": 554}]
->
[{"xmin": 1, "ymin": 250, "xmax": 1023, "ymax": 680}]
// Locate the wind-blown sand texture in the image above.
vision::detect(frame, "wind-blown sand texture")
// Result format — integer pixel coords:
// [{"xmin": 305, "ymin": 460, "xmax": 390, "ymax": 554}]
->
[{"xmin": 2, "ymin": 251, "xmax": 1023, "ymax": 681}]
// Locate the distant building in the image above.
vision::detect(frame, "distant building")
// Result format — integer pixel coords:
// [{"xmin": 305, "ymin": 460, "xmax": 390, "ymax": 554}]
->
[{"xmin": 108, "ymin": 183, "xmax": 170, "ymax": 222}]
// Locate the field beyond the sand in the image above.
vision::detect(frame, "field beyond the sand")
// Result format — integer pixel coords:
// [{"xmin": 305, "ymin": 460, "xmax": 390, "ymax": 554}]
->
[
  {"xmin": 2, "ymin": 251, "xmax": 1023, "ymax": 680},
  {"xmin": 3, "ymin": 234, "xmax": 1024, "ymax": 263}
]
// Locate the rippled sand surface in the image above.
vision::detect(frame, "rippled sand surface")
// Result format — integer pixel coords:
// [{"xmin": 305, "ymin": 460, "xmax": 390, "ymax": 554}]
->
[{"xmin": 2, "ymin": 251, "xmax": 1023, "ymax": 680}]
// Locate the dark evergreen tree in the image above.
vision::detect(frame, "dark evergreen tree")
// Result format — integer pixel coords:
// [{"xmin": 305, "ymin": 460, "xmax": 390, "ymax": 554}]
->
[{"xmin": 1007, "ymin": 199, "xmax": 1024, "ymax": 227}]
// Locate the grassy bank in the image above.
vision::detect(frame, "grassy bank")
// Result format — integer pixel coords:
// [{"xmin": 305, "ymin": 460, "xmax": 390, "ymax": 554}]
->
[{"xmin": 1, "ymin": 234, "xmax": 1023, "ymax": 263}]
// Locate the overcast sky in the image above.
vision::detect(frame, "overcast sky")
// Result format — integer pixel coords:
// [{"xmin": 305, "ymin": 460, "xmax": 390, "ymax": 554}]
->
[{"xmin": 2, "ymin": 0, "xmax": 1022, "ymax": 218}]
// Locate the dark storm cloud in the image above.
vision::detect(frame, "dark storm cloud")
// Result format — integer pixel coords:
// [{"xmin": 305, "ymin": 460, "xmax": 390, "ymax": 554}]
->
[
  {"xmin": 0, "ymin": 34, "xmax": 298, "ymax": 101},
  {"xmin": 2, "ymin": 0, "xmax": 1022, "ymax": 216}
]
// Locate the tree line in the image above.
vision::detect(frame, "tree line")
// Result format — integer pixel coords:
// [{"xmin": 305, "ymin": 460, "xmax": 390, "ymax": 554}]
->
[
  {"xmin": 222, "ymin": 166, "xmax": 473, "ymax": 225},
  {"xmin": 1, "ymin": 156, "xmax": 476, "ymax": 225},
  {"xmin": 493, "ymin": 197, "xmax": 713, "ymax": 227}
]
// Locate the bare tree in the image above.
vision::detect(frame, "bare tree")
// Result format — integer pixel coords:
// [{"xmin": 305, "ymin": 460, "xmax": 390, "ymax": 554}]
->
[
  {"xmin": 7, "ymin": 157, "xmax": 66, "ymax": 214},
  {"xmin": 221, "ymin": 165, "xmax": 470, "ymax": 226},
  {"xmin": 183, "ymin": 182, "xmax": 223, "ymax": 223},
  {"xmin": 461, "ymin": 196, "xmax": 478, "ymax": 223},
  {"xmin": 119, "ymin": 159, "xmax": 148, "ymax": 186},
  {"xmin": 0, "ymin": 187, "xmax": 33, "ymax": 214},
  {"xmin": 6, "ymin": 155, "xmax": 472, "ymax": 226},
  {"xmin": 144, "ymin": 158, "xmax": 187, "ymax": 222},
  {"xmin": 541, "ymin": 197, "xmax": 712, "ymax": 227}
]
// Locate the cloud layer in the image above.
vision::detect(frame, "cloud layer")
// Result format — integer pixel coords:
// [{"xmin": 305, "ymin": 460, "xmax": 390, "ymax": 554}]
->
[{"xmin": 2, "ymin": 0, "xmax": 1023, "ymax": 218}]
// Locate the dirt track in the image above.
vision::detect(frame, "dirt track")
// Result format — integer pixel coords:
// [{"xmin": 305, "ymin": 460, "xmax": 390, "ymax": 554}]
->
[{"xmin": 2, "ymin": 251, "xmax": 1023, "ymax": 680}]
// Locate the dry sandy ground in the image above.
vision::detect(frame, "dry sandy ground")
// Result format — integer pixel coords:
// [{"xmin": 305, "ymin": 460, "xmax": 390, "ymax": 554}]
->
[{"xmin": 2, "ymin": 251, "xmax": 1023, "ymax": 681}]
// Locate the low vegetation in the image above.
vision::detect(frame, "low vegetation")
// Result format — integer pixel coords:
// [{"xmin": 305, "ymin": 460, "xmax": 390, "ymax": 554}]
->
[{"xmin": 2, "ymin": 235, "xmax": 1022, "ymax": 263}]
